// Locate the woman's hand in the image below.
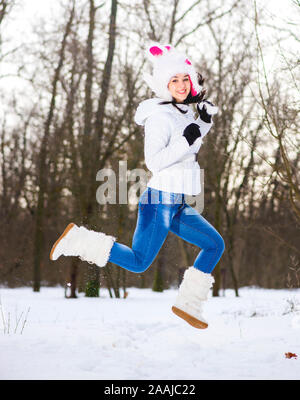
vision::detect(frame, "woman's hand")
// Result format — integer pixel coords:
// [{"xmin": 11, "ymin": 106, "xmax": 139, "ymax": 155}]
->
[
  {"xmin": 197, "ymin": 100, "xmax": 218, "ymax": 123},
  {"xmin": 183, "ymin": 123, "xmax": 202, "ymax": 146}
]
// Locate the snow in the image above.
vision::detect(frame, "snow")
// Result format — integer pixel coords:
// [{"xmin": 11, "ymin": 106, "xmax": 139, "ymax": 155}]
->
[{"xmin": 0, "ymin": 286, "xmax": 300, "ymax": 380}]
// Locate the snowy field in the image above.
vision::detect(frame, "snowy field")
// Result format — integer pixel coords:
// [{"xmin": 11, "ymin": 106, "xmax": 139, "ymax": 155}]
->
[{"xmin": 0, "ymin": 286, "xmax": 300, "ymax": 380}]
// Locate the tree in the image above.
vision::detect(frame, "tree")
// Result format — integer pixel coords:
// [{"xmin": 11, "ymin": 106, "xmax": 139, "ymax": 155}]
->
[
  {"xmin": 253, "ymin": 0, "xmax": 300, "ymax": 224},
  {"xmin": 32, "ymin": 3, "xmax": 75, "ymax": 292}
]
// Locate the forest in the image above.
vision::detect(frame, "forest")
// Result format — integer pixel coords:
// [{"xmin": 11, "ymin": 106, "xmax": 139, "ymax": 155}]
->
[{"xmin": 0, "ymin": 0, "xmax": 299, "ymax": 298}]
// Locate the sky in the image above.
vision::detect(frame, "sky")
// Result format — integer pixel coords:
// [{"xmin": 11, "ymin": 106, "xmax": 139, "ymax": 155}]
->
[
  {"xmin": 0, "ymin": 0, "xmax": 298, "ymax": 98},
  {"xmin": 4, "ymin": 0, "xmax": 298, "ymax": 51},
  {"xmin": 8, "ymin": 0, "xmax": 297, "ymax": 33}
]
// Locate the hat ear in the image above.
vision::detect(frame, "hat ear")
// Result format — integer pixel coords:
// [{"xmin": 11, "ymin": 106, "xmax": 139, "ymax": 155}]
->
[{"xmin": 149, "ymin": 46, "xmax": 163, "ymax": 56}]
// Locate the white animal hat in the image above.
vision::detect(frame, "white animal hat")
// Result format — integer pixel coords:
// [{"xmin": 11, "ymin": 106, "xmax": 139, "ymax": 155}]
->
[{"xmin": 143, "ymin": 43, "xmax": 202, "ymax": 101}]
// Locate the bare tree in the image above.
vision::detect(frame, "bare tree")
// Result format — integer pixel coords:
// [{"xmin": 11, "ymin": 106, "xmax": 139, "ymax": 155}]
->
[
  {"xmin": 253, "ymin": 0, "xmax": 300, "ymax": 222},
  {"xmin": 32, "ymin": 3, "xmax": 75, "ymax": 292},
  {"xmin": 199, "ymin": 5, "xmax": 259, "ymax": 296}
]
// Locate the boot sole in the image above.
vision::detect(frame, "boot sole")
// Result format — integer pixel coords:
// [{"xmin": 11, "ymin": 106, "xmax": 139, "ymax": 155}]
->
[
  {"xmin": 50, "ymin": 223, "xmax": 75, "ymax": 260},
  {"xmin": 172, "ymin": 306, "xmax": 208, "ymax": 329}
]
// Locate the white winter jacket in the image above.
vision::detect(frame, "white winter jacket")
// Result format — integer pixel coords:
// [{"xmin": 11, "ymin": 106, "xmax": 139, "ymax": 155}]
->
[{"xmin": 134, "ymin": 98, "xmax": 213, "ymax": 195}]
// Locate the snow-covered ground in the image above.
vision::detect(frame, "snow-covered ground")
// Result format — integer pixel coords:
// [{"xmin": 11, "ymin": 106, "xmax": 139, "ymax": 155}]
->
[{"xmin": 0, "ymin": 286, "xmax": 300, "ymax": 380}]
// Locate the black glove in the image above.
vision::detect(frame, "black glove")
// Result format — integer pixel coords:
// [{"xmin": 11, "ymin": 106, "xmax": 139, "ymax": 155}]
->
[
  {"xmin": 183, "ymin": 123, "xmax": 201, "ymax": 146},
  {"xmin": 196, "ymin": 102, "xmax": 212, "ymax": 123},
  {"xmin": 197, "ymin": 100, "xmax": 218, "ymax": 123}
]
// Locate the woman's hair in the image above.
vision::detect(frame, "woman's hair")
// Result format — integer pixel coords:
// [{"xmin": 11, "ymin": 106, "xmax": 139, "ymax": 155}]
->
[{"xmin": 159, "ymin": 72, "xmax": 207, "ymax": 114}]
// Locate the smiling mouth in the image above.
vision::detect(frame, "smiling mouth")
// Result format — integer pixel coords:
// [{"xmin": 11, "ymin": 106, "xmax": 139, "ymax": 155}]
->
[{"xmin": 177, "ymin": 90, "xmax": 186, "ymax": 95}]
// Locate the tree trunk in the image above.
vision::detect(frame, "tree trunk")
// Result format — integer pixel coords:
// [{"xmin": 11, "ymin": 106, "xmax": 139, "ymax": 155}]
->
[
  {"xmin": 32, "ymin": 5, "xmax": 74, "ymax": 291},
  {"xmin": 83, "ymin": 0, "xmax": 118, "ymax": 296}
]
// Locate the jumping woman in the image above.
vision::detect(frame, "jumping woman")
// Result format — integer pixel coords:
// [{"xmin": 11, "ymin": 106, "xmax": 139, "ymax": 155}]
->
[{"xmin": 50, "ymin": 43, "xmax": 225, "ymax": 329}]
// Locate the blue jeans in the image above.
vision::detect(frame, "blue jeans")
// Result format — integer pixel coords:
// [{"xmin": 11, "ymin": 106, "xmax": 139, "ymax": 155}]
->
[{"xmin": 108, "ymin": 187, "xmax": 225, "ymax": 274}]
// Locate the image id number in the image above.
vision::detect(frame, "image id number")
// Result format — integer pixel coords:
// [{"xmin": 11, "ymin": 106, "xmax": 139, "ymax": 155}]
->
[{"xmin": 147, "ymin": 384, "xmax": 195, "ymax": 396}]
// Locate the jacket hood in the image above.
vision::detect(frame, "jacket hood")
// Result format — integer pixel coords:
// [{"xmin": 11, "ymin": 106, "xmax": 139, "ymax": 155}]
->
[{"xmin": 134, "ymin": 98, "xmax": 190, "ymax": 126}]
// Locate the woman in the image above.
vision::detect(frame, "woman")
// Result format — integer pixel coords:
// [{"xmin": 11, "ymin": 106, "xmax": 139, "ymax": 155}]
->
[{"xmin": 50, "ymin": 43, "xmax": 225, "ymax": 329}]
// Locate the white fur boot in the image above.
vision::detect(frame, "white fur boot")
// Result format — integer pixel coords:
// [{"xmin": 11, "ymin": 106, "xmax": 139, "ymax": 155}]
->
[
  {"xmin": 50, "ymin": 223, "xmax": 116, "ymax": 267},
  {"xmin": 172, "ymin": 266, "xmax": 215, "ymax": 329}
]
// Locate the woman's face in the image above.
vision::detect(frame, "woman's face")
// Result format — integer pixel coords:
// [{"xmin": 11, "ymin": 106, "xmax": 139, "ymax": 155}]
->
[{"xmin": 167, "ymin": 73, "xmax": 191, "ymax": 103}]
